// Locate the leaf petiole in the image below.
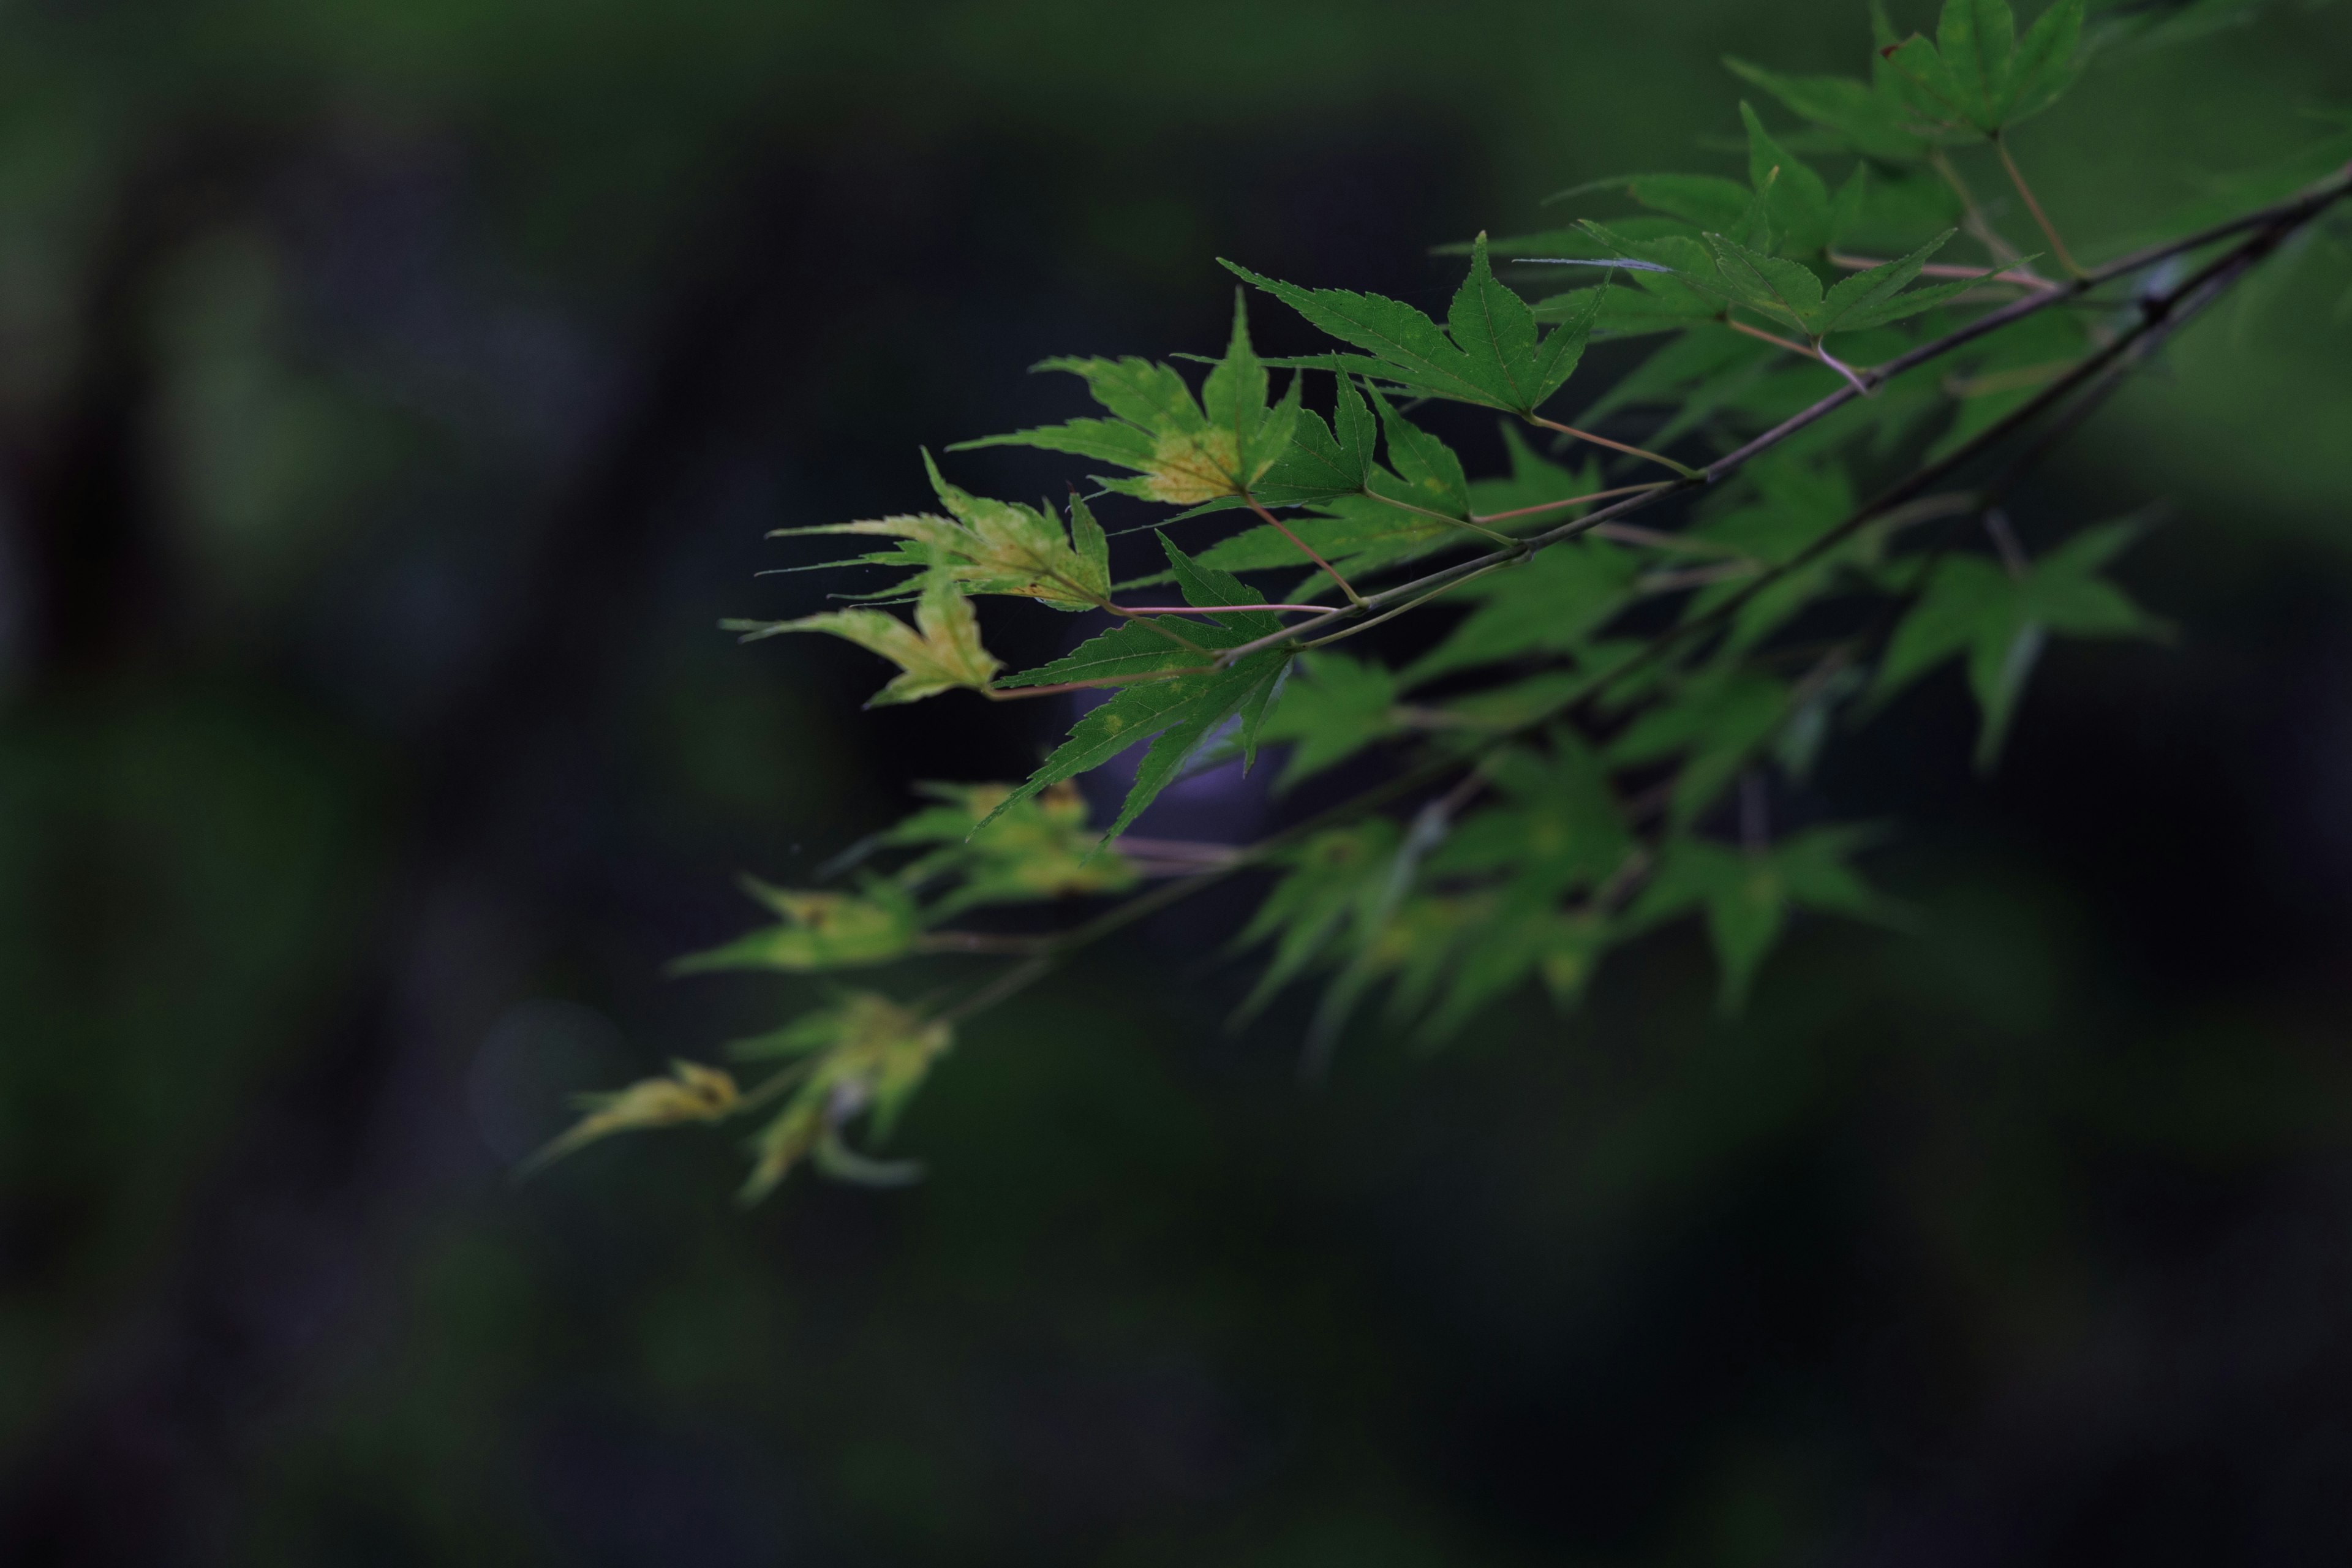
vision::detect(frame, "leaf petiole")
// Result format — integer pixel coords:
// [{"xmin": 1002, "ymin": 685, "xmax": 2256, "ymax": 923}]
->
[
  {"xmin": 1112, "ymin": 603, "xmax": 1335, "ymax": 616},
  {"xmin": 1355, "ymin": 487, "xmax": 1516, "ymax": 545},
  {"xmin": 1526, "ymin": 415, "xmax": 1699, "ymax": 478},
  {"xmin": 1930, "ymin": 148, "xmax": 2029, "ymax": 270},
  {"xmin": 1245, "ymin": 494, "xmax": 1366, "ymax": 605},
  {"xmin": 982, "ymin": 669, "xmax": 1218, "ymax": 701},
  {"xmin": 1472, "ymin": 481, "xmax": 1675, "ymax": 526},
  {"xmin": 1828, "ymin": 251, "xmax": 2056, "ymax": 292},
  {"xmin": 1992, "ymin": 134, "xmax": 2088, "ymax": 279}
]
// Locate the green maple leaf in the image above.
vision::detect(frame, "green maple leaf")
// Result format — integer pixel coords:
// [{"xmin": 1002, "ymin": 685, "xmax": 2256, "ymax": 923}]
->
[
  {"xmin": 1940, "ymin": 0, "xmax": 2019, "ymax": 130},
  {"xmin": 1525, "ymin": 172, "xmax": 1757, "ymax": 235},
  {"xmin": 1254, "ymin": 651, "xmax": 1401, "ymax": 790},
  {"xmin": 1251, "ymin": 371, "xmax": 1377, "ymax": 508},
  {"xmin": 982, "ymin": 537, "xmax": 1289, "ymax": 841},
  {"xmin": 1191, "ymin": 497, "xmax": 1453, "ymax": 582},
  {"xmin": 1415, "ymin": 896, "xmax": 1616, "ymax": 1039},
  {"xmin": 729, "ymin": 572, "xmax": 1001, "ymax": 706},
  {"xmin": 1723, "ymin": 56, "xmax": 1931, "ymax": 163},
  {"xmin": 1574, "ymin": 217, "xmax": 1969, "ymax": 345},
  {"xmin": 1705, "ymin": 230, "xmax": 1828, "ymax": 331},
  {"xmin": 949, "ymin": 291, "xmax": 1300, "ymax": 508},
  {"xmin": 1425, "ymin": 737, "xmax": 1633, "ymax": 901},
  {"xmin": 1223, "ymin": 233, "xmax": 1599, "ymax": 417},
  {"xmin": 521, "ymin": 1058, "xmax": 742, "ymax": 1175},
  {"xmin": 1629, "ymin": 825, "xmax": 1893, "ymax": 1012},
  {"xmin": 1574, "ymin": 328, "xmax": 1774, "ymax": 434},
  {"xmin": 1199, "ymin": 386, "xmax": 1550, "ymax": 587},
  {"xmin": 1684, "ymin": 458, "xmax": 1861, "ymax": 655},
  {"xmin": 1606, "ymin": 671, "xmax": 1792, "ymax": 826},
  {"xmin": 1465, "ymin": 424, "xmax": 1603, "ymax": 518},
  {"xmin": 1364, "ymin": 382, "xmax": 1472, "ymax": 519},
  {"xmin": 771, "ymin": 456, "xmax": 1111, "ymax": 611},
  {"xmin": 727, "ymin": 993, "xmax": 954, "ymax": 1201},
  {"xmin": 1741, "ymin": 101, "xmax": 1836, "ymax": 255},
  {"xmin": 1874, "ymin": 517, "xmax": 2163, "ymax": 769},
  {"xmin": 1404, "ymin": 540, "xmax": 1639, "ymax": 685},
  {"xmin": 1878, "ymin": 0, "xmax": 2086, "ymax": 137},
  {"xmin": 671, "ymin": 877, "xmax": 922, "ymax": 974},
  {"xmin": 2002, "ymin": 0, "xmax": 2087, "ymax": 124},
  {"xmin": 1926, "ymin": 308, "xmax": 2092, "ymax": 461},
  {"xmin": 1229, "ymin": 821, "xmax": 1403, "ymax": 1020},
  {"xmin": 880, "ymin": 781, "xmax": 1140, "ymax": 919},
  {"xmin": 1811, "ymin": 231, "xmax": 1971, "ymax": 333},
  {"xmin": 997, "ymin": 614, "xmax": 1238, "ymax": 688},
  {"xmin": 1431, "ymin": 671, "xmax": 1591, "ymax": 732},
  {"xmin": 1531, "ymin": 277, "xmax": 1725, "ymax": 336}
]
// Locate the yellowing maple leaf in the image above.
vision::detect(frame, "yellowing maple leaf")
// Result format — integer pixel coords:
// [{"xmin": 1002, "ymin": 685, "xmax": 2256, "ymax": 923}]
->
[
  {"xmin": 733, "ymin": 992, "xmax": 956, "ymax": 1202},
  {"xmin": 522, "ymin": 1059, "xmax": 741, "ymax": 1174},
  {"xmin": 736, "ymin": 575, "xmax": 1000, "ymax": 707},
  {"xmin": 669, "ymin": 878, "xmax": 920, "ymax": 974},
  {"xmin": 768, "ymin": 456, "xmax": 1112, "ymax": 611}
]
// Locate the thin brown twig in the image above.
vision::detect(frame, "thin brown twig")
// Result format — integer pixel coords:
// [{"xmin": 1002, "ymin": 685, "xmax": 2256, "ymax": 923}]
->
[
  {"xmin": 1994, "ymin": 134, "xmax": 2088, "ymax": 279},
  {"xmin": 1352, "ymin": 488, "xmax": 1517, "ymax": 544},
  {"xmin": 1725, "ymin": 317, "xmax": 1819, "ymax": 358},
  {"xmin": 1829, "ymin": 250, "xmax": 2058, "ymax": 290},
  {"xmin": 1244, "ymin": 493, "xmax": 1364, "ymax": 605},
  {"xmin": 1112, "ymin": 835, "xmax": 1245, "ymax": 864},
  {"xmin": 1637, "ymin": 561, "xmax": 1759, "ymax": 594},
  {"xmin": 1932, "ymin": 148, "xmax": 2029, "ymax": 268},
  {"xmin": 1727, "ymin": 313, "xmax": 1873, "ymax": 396},
  {"xmin": 1528, "ymin": 415, "xmax": 1700, "ymax": 477},
  {"xmin": 1943, "ymin": 360, "xmax": 2074, "ymax": 398},
  {"xmin": 915, "ymin": 931, "xmax": 1052, "ymax": 956},
  {"xmin": 1474, "ymin": 481, "xmax": 1674, "ymax": 525},
  {"xmin": 983, "ymin": 668, "xmax": 1216, "ymax": 700},
  {"xmin": 1589, "ymin": 520, "xmax": 1752, "ymax": 557},
  {"xmin": 1115, "ymin": 603, "xmax": 1333, "ymax": 615}
]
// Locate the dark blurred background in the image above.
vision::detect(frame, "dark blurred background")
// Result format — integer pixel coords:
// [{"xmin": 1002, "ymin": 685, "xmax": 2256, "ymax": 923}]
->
[{"xmin": 2, "ymin": 1, "xmax": 2351, "ymax": 1563}]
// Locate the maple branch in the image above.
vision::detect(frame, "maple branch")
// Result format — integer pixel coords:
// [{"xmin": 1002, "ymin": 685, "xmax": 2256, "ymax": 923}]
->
[
  {"xmin": 1201, "ymin": 168, "xmax": 2352, "ymax": 670},
  {"xmin": 1600, "ymin": 215, "xmax": 2299, "ymax": 693},
  {"xmin": 1299, "ymin": 559, "xmax": 1515, "ymax": 650},
  {"xmin": 920, "ymin": 171, "xmax": 2352, "ymax": 1038}
]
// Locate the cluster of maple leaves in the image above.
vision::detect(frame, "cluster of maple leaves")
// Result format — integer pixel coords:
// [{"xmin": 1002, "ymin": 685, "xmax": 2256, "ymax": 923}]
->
[{"xmin": 533, "ymin": 0, "xmax": 2352, "ymax": 1199}]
